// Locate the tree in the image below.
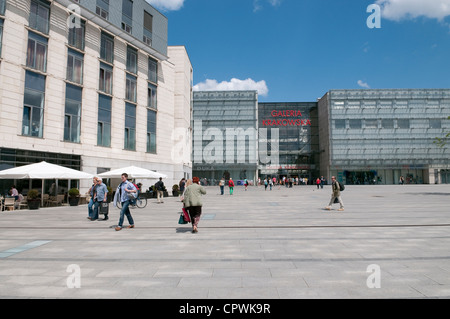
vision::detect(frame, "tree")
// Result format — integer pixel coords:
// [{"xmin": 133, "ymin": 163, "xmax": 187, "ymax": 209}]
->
[{"xmin": 434, "ymin": 116, "xmax": 450, "ymax": 148}]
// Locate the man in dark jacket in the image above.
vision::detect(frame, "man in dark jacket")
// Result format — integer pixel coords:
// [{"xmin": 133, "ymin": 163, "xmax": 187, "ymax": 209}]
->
[
  {"xmin": 325, "ymin": 176, "xmax": 344, "ymax": 211},
  {"xmin": 155, "ymin": 177, "xmax": 164, "ymax": 203}
]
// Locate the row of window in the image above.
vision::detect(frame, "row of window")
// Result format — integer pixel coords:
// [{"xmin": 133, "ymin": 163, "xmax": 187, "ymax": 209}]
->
[
  {"xmin": 94, "ymin": 0, "xmax": 154, "ymax": 45},
  {"xmin": 334, "ymin": 119, "xmax": 443, "ymax": 129},
  {"xmin": 0, "ymin": 18, "xmax": 3, "ymax": 57},
  {"xmin": 0, "ymin": 0, "xmax": 4, "ymax": 56},
  {"xmin": 332, "ymin": 100, "xmax": 445, "ymax": 109},
  {"xmin": 17, "ymin": 0, "xmax": 158, "ymax": 154}
]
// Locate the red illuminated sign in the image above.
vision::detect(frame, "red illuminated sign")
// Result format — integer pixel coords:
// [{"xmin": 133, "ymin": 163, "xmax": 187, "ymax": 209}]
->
[{"xmin": 262, "ymin": 110, "xmax": 311, "ymax": 127}]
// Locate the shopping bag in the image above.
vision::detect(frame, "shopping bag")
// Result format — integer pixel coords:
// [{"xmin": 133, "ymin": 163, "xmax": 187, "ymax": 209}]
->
[
  {"xmin": 178, "ymin": 213, "xmax": 188, "ymax": 224},
  {"xmin": 182, "ymin": 207, "xmax": 191, "ymax": 223},
  {"xmin": 100, "ymin": 202, "xmax": 109, "ymax": 215}
]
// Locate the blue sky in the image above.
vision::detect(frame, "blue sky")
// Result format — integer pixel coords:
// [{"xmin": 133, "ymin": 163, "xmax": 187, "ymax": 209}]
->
[{"xmin": 148, "ymin": 0, "xmax": 450, "ymax": 102}]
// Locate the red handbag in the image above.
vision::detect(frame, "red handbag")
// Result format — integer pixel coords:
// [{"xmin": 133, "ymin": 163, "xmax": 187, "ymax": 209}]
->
[{"xmin": 182, "ymin": 207, "xmax": 191, "ymax": 223}]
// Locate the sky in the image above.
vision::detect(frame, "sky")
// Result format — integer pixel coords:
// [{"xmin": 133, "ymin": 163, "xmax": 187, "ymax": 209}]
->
[{"xmin": 147, "ymin": 0, "xmax": 450, "ymax": 102}]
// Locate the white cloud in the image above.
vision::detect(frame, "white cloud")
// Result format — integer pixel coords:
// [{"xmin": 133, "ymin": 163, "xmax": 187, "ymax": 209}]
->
[
  {"xmin": 357, "ymin": 80, "xmax": 370, "ymax": 89},
  {"xmin": 376, "ymin": 0, "xmax": 450, "ymax": 21},
  {"xmin": 146, "ymin": 0, "xmax": 185, "ymax": 11},
  {"xmin": 193, "ymin": 78, "xmax": 269, "ymax": 97},
  {"xmin": 253, "ymin": 0, "xmax": 283, "ymax": 12}
]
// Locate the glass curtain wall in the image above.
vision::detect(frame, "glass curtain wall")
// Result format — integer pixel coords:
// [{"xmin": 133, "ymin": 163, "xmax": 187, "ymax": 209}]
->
[
  {"xmin": 192, "ymin": 91, "xmax": 258, "ymax": 185},
  {"xmin": 328, "ymin": 89, "xmax": 450, "ymax": 184}
]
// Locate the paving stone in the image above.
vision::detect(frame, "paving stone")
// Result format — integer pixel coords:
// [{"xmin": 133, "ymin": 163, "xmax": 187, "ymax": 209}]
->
[{"xmin": 0, "ymin": 184, "xmax": 449, "ymax": 299}]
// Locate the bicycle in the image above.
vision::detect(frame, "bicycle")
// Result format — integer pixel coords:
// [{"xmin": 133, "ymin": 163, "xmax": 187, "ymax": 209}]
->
[{"xmin": 116, "ymin": 195, "xmax": 147, "ymax": 209}]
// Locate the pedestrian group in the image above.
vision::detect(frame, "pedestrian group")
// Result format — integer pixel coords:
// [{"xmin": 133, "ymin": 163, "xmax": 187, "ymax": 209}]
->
[{"xmin": 85, "ymin": 173, "xmax": 346, "ymax": 233}]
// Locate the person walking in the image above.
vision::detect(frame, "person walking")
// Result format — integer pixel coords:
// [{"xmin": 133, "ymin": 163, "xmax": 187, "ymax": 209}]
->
[
  {"xmin": 179, "ymin": 178, "xmax": 186, "ymax": 194},
  {"xmin": 183, "ymin": 177, "xmax": 206, "ymax": 233},
  {"xmin": 114, "ymin": 173, "xmax": 137, "ymax": 231},
  {"xmin": 219, "ymin": 177, "xmax": 225, "ymax": 195},
  {"xmin": 87, "ymin": 177, "xmax": 98, "ymax": 220},
  {"xmin": 92, "ymin": 177, "xmax": 108, "ymax": 221},
  {"xmin": 155, "ymin": 177, "xmax": 165, "ymax": 203},
  {"xmin": 228, "ymin": 178, "xmax": 235, "ymax": 195},
  {"xmin": 325, "ymin": 176, "xmax": 344, "ymax": 211}
]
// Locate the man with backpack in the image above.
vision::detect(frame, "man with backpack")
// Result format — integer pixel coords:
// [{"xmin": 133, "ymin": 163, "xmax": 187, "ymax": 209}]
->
[{"xmin": 325, "ymin": 176, "xmax": 344, "ymax": 211}]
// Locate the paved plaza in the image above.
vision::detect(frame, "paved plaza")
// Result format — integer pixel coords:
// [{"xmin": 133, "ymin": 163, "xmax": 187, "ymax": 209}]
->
[{"xmin": 0, "ymin": 184, "xmax": 449, "ymax": 299}]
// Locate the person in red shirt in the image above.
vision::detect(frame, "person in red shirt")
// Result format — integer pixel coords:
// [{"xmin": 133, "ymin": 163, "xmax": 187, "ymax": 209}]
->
[{"xmin": 228, "ymin": 178, "xmax": 235, "ymax": 195}]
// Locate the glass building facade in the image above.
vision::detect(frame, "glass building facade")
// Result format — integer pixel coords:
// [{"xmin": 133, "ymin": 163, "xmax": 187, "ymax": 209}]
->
[
  {"xmin": 193, "ymin": 89, "xmax": 450, "ymax": 185},
  {"xmin": 258, "ymin": 102, "xmax": 319, "ymax": 181},
  {"xmin": 192, "ymin": 91, "xmax": 258, "ymax": 185},
  {"xmin": 318, "ymin": 89, "xmax": 450, "ymax": 184}
]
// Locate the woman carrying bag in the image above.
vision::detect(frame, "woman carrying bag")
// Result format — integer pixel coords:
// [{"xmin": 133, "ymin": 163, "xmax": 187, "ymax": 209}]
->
[{"xmin": 182, "ymin": 177, "xmax": 206, "ymax": 233}]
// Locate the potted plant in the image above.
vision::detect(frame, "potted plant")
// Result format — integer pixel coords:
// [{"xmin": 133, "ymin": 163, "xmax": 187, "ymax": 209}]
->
[
  {"xmin": 172, "ymin": 184, "xmax": 179, "ymax": 197},
  {"xmin": 68, "ymin": 188, "xmax": 80, "ymax": 206},
  {"xmin": 150, "ymin": 185, "xmax": 157, "ymax": 198},
  {"xmin": 27, "ymin": 189, "xmax": 40, "ymax": 210}
]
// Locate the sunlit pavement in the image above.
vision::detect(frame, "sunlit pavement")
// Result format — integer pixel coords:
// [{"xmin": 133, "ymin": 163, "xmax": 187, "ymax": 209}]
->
[{"xmin": 0, "ymin": 184, "xmax": 449, "ymax": 299}]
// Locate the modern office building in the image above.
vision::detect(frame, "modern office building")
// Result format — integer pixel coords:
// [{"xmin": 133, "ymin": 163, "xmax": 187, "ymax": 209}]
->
[
  {"xmin": 318, "ymin": 89, "xmax": 450, "ymax": 185},
  {"xmin": 193, "ymin": 89, "xmax": 450, "ymax": 184},
  {"xmin": 192, "ymin": 91, "xmax": 258, "ymax": 184},
  {"xmin": 0, "ymin": 0, "xmax": 192, "ymax": 195},
  {"xmin": 258, "ymin": 102, "xmax": 319, "ymax": 181}
]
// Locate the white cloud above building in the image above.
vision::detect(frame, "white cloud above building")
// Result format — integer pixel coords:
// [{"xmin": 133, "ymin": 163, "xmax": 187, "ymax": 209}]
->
[
  {"xmin": 146, "ymin": 0, "xmax": 185, "ymax": 11},
  {"xmin": 376, "ymin": 0, "xmax": 450, "ymax": 21},
  {"xmin": 193, "ymin": 78, "xmax": 269, "ymax": 97},
  {"xmin": 357, "ymin": 80, "xmax": 370, "ymax": 89}
]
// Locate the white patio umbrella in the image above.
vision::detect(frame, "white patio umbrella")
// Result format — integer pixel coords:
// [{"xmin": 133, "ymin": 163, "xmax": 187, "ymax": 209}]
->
[
  {"xmin": 98, "ymin": 166, "xmax": 167, "ymax": 179},
  {"xmin": 0, "ymin": 161, "xmax": 94, "ymax": 206}
]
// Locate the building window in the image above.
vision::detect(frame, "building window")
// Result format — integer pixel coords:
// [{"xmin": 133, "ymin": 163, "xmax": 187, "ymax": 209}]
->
[
  {"xmin": 100, "ymin": 32, "xmax": 114, "ymax": 64},
  {"xmin": 96, "ymin": 0, "xmax": 109, "ymax": 20},
  {"xmin": 126, "ymin": 46, "xmax": 137, "ymax": 74},
  {"xmin": 68, "ymin": 19, "xmax": 85, "ymax": 51},
  {"xmin": 381, "ymin": 119, "xmax": 394, "ymax": 129},
  {"xmin": 148, "ymin": 83, "xmax": 157, "ymax": 109},
  {"xmin": 148, "ymin": 57, "xmax": 157, "ymax": 83},
  {"xmin": 122, "ymin": 0, "xmax": 133, "ymax": 34},
  {"xmin": 99, "ymin": 62, "xmax": 113, "ymax": 94},
  {"xmin": 22, "ymin": 71, "xmax": 46, "ymax": 137},
  {"xmin": 124, "ymin": 103, "xmax": 136, "ymax": 150},
  {"xmin": 67, "ymin": 49, "xmax": 84, "ymax": 84},
  {"xmin": 0, "ymin": 19, "xmax": 3, "ymax": 58},
  {"xmin": 397, "ymin": 119, "xmax": 410, "ymax": 129},
  {"xmin": 147, "ymin": 109, "xmax": 157, "ymax": 153},
  {"xmin": 334, "ymin": 119, "xmax": 345, "ymax": 129},
  {"xmin": 64, "ymin": 84, "xmax": 82, "ymax": 143},
  {"xmin": 27, "ymin": 31, "xmax": 48, "ymax": 72},
  {"xmin": 349, "ymin": 119, "xmax": 362, "ymax": 129},
  {"xmin": 29, "ymin": 0, "xmax": 50, "ymax": 35},
  {"xmin": 126, "ymin": 74, "xmax": 137, "ymax": 102},
  {"xmin": 365, "ymin": 119, "xmax": 378, "ymax": 129},
  {"xmin": 429, "ymin": 119, "xmax": 441, "ymax": 129},
  {"xmin": 143, "ymin": 11, "xmax": 153, "ymax": 45},
  {"xmin": 0, "ymin": 0, "xmax": 5, "ymax": 16},
  {"xmin": 97, "ymin": 94, "xmax": 112, "ymax": 147}
]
